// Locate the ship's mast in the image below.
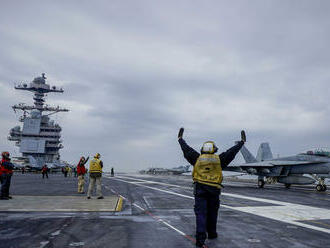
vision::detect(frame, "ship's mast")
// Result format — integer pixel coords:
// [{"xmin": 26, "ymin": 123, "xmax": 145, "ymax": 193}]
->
[{"xmin": 12, "ymin": 73, "xmax": 69, "ymax": 116}]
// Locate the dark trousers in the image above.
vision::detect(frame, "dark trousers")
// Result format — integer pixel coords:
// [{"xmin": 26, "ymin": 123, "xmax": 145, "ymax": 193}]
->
[
  {"xmin": 194, "ymin": 183, "xmax": 220, "ymax": 243},
  {"xmin": 42, "ymin": 172, "xmax": 48, "ymax": 178},
  {"xmin": 1, "ymin": 173, "xmax": 12, "ymax": 197}
]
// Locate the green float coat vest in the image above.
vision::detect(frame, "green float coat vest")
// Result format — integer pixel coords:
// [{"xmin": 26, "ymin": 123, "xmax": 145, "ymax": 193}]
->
[
  {"xmin": 192, "ymin": 154, "xmax": 222, "ymax": 188},
  {"xmin": 89, "ymin": 158, "xmax": 102, "ymax": 173}
]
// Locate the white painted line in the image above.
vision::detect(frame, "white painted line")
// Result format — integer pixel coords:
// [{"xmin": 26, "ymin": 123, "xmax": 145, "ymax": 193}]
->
[
  {"xmin": 111, "ymin": 176, "xmax": 321, "ymax": 206},
  {"xmin": 160, "ymin": 219, "xmax": 186, "ymax": 236},
  {"xmin": 51, "ymin": 230, "xmax": 61, "ymax": 236},
  {"xmin": 132, "ymin": 203, "xmax": 145, "ymax": 211},
  {"xmin": 119, "ymin": 194, "xmax": 127, "ymax": 200},
  {"xmin": 131, "ymin": 202, "xmax": 187, "ymax": 236},
  {"xmin": 111, "ymin": 175, "xmax": 330, "ymax": 194},
  {"xmin": 112, "ymin": 175, "xmax": 192, "ymax": 189},
  {"xmin": 114, "ymin": 178, "xmax": 193, "ymax": 200},
  {"xmin": 143, "ymin": 196, "xmax": 152, "ymax": 209},
  {"xmin": 223, "ymin": 192, "xmax": 293, "ymax": 206},
  {"xmin": 112, "ymin": 177, "xmax": 330, "ymax": 234},
  {"xmin": 224, "ymin": 205, "xmax": 330, "ymax": 234},
  {"xmin": 69, "ymin": 242, "xmax": 85, "ymax": 247},
  {"xmin": 39, "ymin": 241, "xmax": 49, "ymax": 248}
]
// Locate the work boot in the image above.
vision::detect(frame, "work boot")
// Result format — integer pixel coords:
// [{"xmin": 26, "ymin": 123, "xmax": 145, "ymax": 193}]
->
[
  {"xmin": 97, "ymin": 196, "xmax": 104, "ymax": 199},
  {"xmin": 208, "ymin": 232, "xmax": 218, "ymax": 239},
  {"xmin": 8, "ymin": 196, "xmax": 12, "ymax": 199},
  {"xmin": 87, "ymin": 196, "xmax": 91, "ymax": 199},
  {"xmin": 195, "ymin": 240, "xmax": 205, "ymax": 247},
  {"xmin": 196, "ymin": 232, "xmax": 206, "ymax": 247}
]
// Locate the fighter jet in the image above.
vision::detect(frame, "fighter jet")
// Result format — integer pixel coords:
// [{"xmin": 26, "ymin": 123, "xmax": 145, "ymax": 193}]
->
[
  {"xmin": 167, "ymin": 165, "xmax": 191, "ymax": 175},
  {"xmin": 141, "ymin": 165, "xmax": 191, "ymax": 175},
  {"xmin": 229, "ymin": 143, "xmax": 330, "ymax": 191},
  {"xmin": 12, "ymin": 155, "xmax": 68, "ymax": 172}
]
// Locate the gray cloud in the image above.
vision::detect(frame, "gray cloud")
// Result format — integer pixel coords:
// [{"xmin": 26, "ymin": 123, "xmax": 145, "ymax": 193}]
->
[{"xmin": 1, "ymin": 0, "xmax": 330, "ymax": 171}]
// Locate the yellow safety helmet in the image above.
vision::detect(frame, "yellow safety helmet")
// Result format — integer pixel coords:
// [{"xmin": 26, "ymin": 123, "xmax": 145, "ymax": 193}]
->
[
  {"xmin": 94, "ymin": 153, "xmax": 101, "ymax": 159},
  {"xmin": 201, "ymin": 141, "xmax": 218, "ymax": 154}
]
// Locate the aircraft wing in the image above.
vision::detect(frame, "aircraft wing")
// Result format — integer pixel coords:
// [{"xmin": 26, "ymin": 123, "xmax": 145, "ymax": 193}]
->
[{"xmin": 230, "ymin": 160, "xmax": 326, "ymax": 168}]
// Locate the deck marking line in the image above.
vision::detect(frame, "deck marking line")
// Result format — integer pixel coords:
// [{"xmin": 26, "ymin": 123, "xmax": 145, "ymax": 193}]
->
[
  {"xmin": 113, "ymin": 175, "xmax": 192, "ymax": 189},
  {"xmin": 112, "ymin": 177, "xmax": 330, "ymax": 234},
  {"xmin": 112, "ymin": 176, "xmax": 326, "ymax": 206},
  {"xmin": 111, "ymin": 175, "xmax": 330, "ymax": 195},
  {"xmin": 109, "ymin": 181, "xmax": 201, "ymax": 246},
  {"xmin": 114, "ymin": 178, "xmax": 193, "ymax": 199},
  {"xmin": 132, "ymin": 202, "xmax": 202, "ymax": 246},
  {"xmin": 115, "ymin": 197, "xmax": 124, "ymax": 212}
]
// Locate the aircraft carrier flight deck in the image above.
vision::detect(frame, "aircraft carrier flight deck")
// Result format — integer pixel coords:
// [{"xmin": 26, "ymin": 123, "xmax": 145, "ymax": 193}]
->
[{"xmin": 0, "ymin": 173, "xmax": 329, "ymax": 248}]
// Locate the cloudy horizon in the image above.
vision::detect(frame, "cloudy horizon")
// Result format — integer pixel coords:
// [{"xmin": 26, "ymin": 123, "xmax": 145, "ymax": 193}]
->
[{"xmin": 1, "ymin": 0, "xmax": 330, "ymax": 172}]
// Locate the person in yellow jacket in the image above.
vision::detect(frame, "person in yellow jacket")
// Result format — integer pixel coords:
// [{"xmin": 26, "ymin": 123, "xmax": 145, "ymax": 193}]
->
[
  {"xmin": 87, "ymin": 153, "xmax": 104, "ymax": 199},
  {"xmin": 178, "ymin": 128, "xmax": 246, "ymax": 247}
]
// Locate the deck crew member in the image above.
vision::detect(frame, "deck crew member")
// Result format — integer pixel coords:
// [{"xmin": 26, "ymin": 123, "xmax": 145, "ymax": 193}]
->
[
  {"xmin": 178, "ymin": 128, "xmax": 246, "ymax": 247},
  {"xmin": 87, "ymin": 153, "xmax": 104, "ymax": 199},
  {"xmin": 41, "ymin": 164, "xmax": 49, "ymax": 179},
  {"xmin": 0, "ymin": 152, "xmax": 14, "ymax": 200},
  {"xmin": 77, "ymin": 156, "xmax": 89, "ymax": 193},
  {"xmin": 64, "ymin": 166, "xmax": 69, "ymax": 177},
  {"xmin": 68, "ymin": 167, "xmax": 73, "ymax": 177}
]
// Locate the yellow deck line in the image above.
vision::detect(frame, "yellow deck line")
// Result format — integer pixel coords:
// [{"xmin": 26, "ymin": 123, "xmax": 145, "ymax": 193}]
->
[{"xmin": 115, "ymin": 196, "xmax": 123, "ymax": 212}]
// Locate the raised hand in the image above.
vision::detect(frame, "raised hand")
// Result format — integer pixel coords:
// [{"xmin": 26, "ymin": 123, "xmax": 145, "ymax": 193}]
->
[
  {"xmin": 178, "ymin": 127, "xmax": 184, "ymax": 139},
  {"xmin": 241, "ymin": 130, "xmax": 246, "ymax": 142}
]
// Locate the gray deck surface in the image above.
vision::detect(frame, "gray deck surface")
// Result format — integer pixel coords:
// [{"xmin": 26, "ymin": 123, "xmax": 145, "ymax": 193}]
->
[{"xmin": 0, "ymin": 173, "xmax": 329, "ymax": 248}]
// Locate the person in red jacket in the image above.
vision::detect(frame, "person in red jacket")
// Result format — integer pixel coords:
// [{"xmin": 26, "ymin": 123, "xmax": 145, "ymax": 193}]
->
[
  {"xmin": 77, "ymin": 156, "xmax": 89, "ymax": 193},
  {"xmin": 41, "ymin": 165, "xmax": 49, "ymax": 179},
  {"xmin": 0, "ymin": 152, "xmax": 14, "ymax": 200}
]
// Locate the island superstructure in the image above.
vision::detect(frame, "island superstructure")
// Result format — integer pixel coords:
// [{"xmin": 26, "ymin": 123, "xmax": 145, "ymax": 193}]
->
[{"xmin": 8, "ymin": 73, "xmax": 69, "ymax": 168}]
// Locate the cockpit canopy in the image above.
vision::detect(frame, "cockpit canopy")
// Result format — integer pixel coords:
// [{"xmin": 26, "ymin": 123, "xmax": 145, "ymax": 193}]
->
[{"xmin": 304, "ymin": 149, "xmax": 330, "ymax": 157}]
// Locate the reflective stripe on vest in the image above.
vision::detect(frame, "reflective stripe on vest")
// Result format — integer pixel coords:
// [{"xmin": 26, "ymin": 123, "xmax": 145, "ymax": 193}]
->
[
  {"xmin": 89, "ymin": 158, "xmax": 102, "ymax": 173},
  {"xmin": 192, "ymin": 154, "xmax": 222, "ymax": 188}
]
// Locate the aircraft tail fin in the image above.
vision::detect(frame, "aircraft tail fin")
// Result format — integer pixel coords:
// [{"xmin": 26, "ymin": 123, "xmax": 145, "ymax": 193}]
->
[
  {"xmin": 256, "ymin": 142, "xmax": 273, "ymax": 161},
  {"xmin": 240, "ymin": 144, "xmax": 258, "ymax": 163}
]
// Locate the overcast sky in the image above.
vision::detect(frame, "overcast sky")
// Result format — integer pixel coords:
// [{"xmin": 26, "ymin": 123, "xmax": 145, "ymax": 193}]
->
[{"xmin": 1, "ymin": 0, "xmax": 330, "ymax": 172}]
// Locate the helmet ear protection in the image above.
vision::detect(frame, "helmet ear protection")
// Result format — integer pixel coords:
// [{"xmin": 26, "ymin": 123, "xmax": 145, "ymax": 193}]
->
[{"xmin": 201, "ymin": 141, "xmax": 218, "ymax": 154}]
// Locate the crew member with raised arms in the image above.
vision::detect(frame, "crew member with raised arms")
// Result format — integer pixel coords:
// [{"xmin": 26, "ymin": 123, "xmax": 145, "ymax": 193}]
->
[
  {"xmin": 77, "ymin": 156, "xmax": 89, "ymax": 193},
  {"xmin": 177, "ymin": 128, "xmax": 246, "ymax": 247},
  {"xmin": 87, "ymin": 153, "xmax": 104, "ymax": 199}
]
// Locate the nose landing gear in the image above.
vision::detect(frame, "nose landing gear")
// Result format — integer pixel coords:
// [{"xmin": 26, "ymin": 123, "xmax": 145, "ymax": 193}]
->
[
  {"xmin": 316, "ymin": 184, "xmax": 327, "ymax": 192},
  {"xmin": 258, "ymin": 179, "xmax": 265, "ymax": 188},
  {"xmin": 310, "ymin": 175, "xmax": 327, "ymax": 192},
  {"xmin": 258, "ymin": 176, "xmax": 265, "ymax": 188},
  {"xmin": 315, "ymin": 178, "xmax": 327, "ymax": 192}
]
